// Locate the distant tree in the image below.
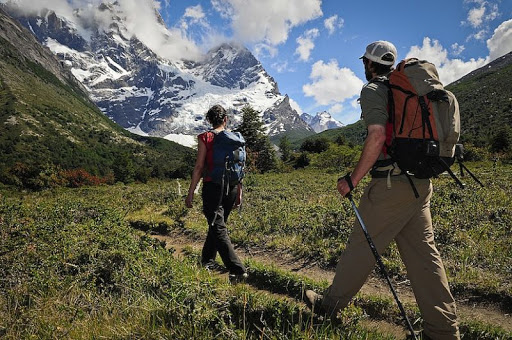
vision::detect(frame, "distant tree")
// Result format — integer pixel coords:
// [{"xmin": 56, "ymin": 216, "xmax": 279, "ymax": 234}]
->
[
  {"xmin": 255, "ymin": 138, "xmax": 278, "ymax": 172},
  {"xmin": 300, "ymin": 138, "xmax": 330, "ymax": 153},
  {"xmin": 112, "ymin": 153, "xmax": 135, "ymax": 183},
  {"xmin": 278, "ymin": 135, "xmax": 292, "ymax": 161},
  {"xmin": 235, "ymin": 105, "xmax": 266, "ymax": 150},
  {"xmin": 235, "ymin": 105, "xmax": 277, "ymax": 173},
  {"xmin": 334, "ymin": 134, "xmax": 347, "ymax": 146},
  {"xmin": 135, "ymin": 166, "xmax": 151, "ymax": 183}
]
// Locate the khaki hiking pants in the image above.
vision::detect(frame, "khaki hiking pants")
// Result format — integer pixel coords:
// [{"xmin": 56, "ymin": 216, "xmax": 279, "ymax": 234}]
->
[{"xmin": 322, "ymin": 176, "xmax": 460, "ymax": 340}]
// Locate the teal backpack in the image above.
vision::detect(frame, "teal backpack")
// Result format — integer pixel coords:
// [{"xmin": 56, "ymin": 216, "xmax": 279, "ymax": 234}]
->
[{"xmin": 208, "ymin": 130, "xmax": 246, "ymax": 186}]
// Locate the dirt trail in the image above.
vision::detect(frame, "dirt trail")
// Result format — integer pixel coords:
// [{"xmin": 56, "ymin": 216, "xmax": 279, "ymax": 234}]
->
[{"xmin": 151, "ymin": 232, "xmax": 512, "ymax": 333}]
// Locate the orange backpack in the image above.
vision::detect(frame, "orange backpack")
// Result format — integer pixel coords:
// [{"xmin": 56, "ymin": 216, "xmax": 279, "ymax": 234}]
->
[{"xmin": 379, "ymin": 58, "xmax": 461, "ymax": 179}]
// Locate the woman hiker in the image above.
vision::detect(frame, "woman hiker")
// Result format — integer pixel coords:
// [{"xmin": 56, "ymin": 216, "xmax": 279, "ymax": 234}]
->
[{"xmin": 185, "ymin": 104, "xmax": 248, "ymax": 282}]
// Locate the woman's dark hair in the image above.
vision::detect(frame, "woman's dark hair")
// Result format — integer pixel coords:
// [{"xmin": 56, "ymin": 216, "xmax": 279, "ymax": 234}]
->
[{"xmin": 206, "ymin": 105, "xmax": 227, "ymax": 127}]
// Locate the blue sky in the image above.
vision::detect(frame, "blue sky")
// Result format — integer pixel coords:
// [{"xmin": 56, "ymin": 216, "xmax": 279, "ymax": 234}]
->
[{"xmin": 157, "ymin": 0, "xmax": 512, "ymax": 124}]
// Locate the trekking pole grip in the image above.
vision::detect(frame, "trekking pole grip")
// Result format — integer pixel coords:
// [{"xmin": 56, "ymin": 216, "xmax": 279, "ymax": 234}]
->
[{"xmin": 338, "ymin": 172, "xmax": 354, "ymax": 198}]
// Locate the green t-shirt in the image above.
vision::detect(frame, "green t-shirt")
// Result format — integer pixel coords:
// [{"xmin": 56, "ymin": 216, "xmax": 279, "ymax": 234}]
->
[{"xmin": 360, "ymin": 79, "xmax": 389, "ymax": 127}]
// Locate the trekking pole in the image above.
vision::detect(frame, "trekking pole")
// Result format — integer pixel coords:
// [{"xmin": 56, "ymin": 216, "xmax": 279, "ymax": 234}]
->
[
  {"xmin": 346, "ymin": 190, "xmax": 418, "ymax": 339},
  {"xmin": 458, "ymin": 161, "xmax": 484, "ymax": 187}
]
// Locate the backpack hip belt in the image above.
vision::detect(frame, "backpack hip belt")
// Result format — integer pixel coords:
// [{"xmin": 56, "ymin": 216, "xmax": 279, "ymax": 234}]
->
[{"xmin": 370, "ymin": 161, "xmax": 403, "ymax": 190}]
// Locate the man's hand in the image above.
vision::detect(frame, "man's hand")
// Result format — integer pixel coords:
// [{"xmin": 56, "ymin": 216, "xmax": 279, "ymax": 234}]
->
[{"xmin": 337, "ymin": 174, "xmax": 354, "ymax": 198}]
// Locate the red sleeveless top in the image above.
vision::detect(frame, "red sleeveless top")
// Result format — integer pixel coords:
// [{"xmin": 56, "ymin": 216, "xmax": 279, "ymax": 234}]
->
[{"xmin": 199, "ymin": 131, "xmax": 215, "ymax": 182}]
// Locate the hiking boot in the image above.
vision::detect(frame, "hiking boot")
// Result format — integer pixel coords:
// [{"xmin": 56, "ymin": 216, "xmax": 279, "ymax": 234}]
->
[
  {"xmin": 229, "ymin": 272, "xmax": 248, "ymax": 284},
  {"xmin": 201, "ymin": 260, "xmax": 224, "ymax": 272},
  {"xmin": 304, "ymin": 290, "xmax": 324, "ymax": 313}
]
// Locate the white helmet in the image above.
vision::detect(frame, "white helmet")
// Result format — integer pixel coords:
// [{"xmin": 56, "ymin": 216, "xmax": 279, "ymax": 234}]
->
[{"xmin": 360, "ymin": 40, "xmax": 397, "ymax": 66}]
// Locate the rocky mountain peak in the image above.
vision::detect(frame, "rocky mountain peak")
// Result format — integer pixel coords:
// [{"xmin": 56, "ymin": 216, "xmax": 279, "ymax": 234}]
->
[
  {"xmin": 4, "ymin": 3, "xmax": 307, "ymax": 146},
  {"xmin": 301, "ymin": 111, "xmax": 344, "ymax": 133}
]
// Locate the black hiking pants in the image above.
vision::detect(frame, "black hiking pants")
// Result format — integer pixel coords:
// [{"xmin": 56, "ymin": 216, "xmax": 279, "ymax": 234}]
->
[{"xmin": 201, "ymin": 181, "xmax": 246, "ymax": 275}]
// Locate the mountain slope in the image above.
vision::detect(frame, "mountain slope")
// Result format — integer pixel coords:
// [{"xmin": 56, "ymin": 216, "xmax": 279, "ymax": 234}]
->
[
  {"xmin": 292, "ymin": 120, "xmax": 366, "ymax": 150},
  {"xmin": 0, "ymin": 8, "xmax": 193, "ymax": 186},
  {"xmin": 4, "ymin": 3, "xmax": 312, "ymax": 145},
  {"xmin": 447, "ymin": 51, "xmax": 512, "ymax": 145}
]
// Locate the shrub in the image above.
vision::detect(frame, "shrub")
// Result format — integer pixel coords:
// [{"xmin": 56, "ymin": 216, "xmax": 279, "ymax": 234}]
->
[
  {"xmin": 293, "ymin": 152, "xmax": 310, "ymax": 168},
  {"xmin": 300, "ymin": 137, "xmax": 330, "ymax": 153},
  {"xmin": 309, "ymin": 144, "xmax": 361, "ymax": 172},
  {"xmin": 59, "ymin": 168, "xmax": 111, "ymax": 187},
  {"xmin": 459, "ymin": 143, "xmax": 490, "ymax": 162},
  {"xmin": 490, "ymin": 126, "xmax": 512, "ymax": 153}
]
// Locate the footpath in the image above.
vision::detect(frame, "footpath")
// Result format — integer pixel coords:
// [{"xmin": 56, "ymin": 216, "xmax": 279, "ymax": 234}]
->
[{"xmin": 151, "ymin": 230, "xmax": 512, "ymax": 337}]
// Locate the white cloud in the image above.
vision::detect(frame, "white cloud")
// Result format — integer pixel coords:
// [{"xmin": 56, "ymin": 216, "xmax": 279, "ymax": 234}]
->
[
  {"xmin": 2, "ymin": 0, "xmax": 76, "ymax": 18},
  {"xmin": 324, "ymin": 15, "xmax": 344, "ymax": 35},
  {"xmin": 295, "ymin": 28, "xmax": 319, "ymax": 61},
  {"xmin": 464, "ymin": 1, "xmax": 501, "ymax": 29},
  {"xmin": 3, "ymin": 0, "xmax": 204, "ymax": 61},
  {"xmin": 184, "ymin": 4, "xmax": 205, "ymax": 20},
  {"xmin": 486, "ymin": 3, "xmax": 500, "ymax": 21},
  {"xmin": 406, "ymin": 37, "xmax": 488, "ymax": 85},
  {"xmin": 114, "ymin": 0, "xmax": 202, "ymax": 61},
  {"xmin": 211, "ymin": 0, "xmax": 322, "ymax": 45},
  {"xmin": 211, "ymin": 0, "xmax": 233, "ymax": 19},
  {"xmin": 180, "ymin": 4, "xmax": 207, "ymax": 29},
  {"xmin": 302, "ymin": 59, "xmax": 364, "ymax": 106},
  {"xmin": 487, "ymin": 19, "xmax": 512, "ymax": 61},
  {"xmin": 451, "ymin": 43, "xmax": 465, "ymax": 56},
  {"xmin": 467, "ymin": 29, "xmax": 489, "ymax": 41},
  {"xmin": 329, "ymin": 103, "xmax": 343, "ymax": 114},
  {"xmin": 271, "ymin": 60, "xmax": 293, "ymax": 73},
  {"xmin": 253, "ymin": 43, "xmax": 278, "ymax": 58},
  {"xmin": 288, "ymin": 98, "xmax": 303, "ymax": 115},
  {"xmin": 407, "ymin": 18, "xmax": 512, "ymax": 85},
  {"xmin": 468, "ymin": 5, "xmax": 486, "ymax": 28}
]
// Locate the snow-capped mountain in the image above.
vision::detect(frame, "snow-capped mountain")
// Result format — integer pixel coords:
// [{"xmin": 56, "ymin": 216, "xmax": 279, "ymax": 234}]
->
[
  {"xmin": 301, "ymin": 111, "xmax": 344, "ymax": 133},
  {"xmin": 4, "ymin": 2, "xmax": 312, "ymax": 147}
]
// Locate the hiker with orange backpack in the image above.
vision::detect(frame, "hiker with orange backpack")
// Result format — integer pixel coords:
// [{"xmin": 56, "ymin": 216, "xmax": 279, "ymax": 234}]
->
[
  {"xmin": 185, "ymin": 104, "xmax": 248, "ymax": 282},
  {"xmin": 305, "ymin": 41, "xmax": 460, "ymax": 340}
]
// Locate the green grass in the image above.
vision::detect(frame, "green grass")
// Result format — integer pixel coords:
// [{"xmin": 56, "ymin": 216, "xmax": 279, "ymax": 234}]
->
[
  {"xmin": 0, "ymin": 164, "xmax": 510, "ymax": 339},
  {"xmin": 220, "ymin": 166, "xmax": 511, "ymax": 303},
  {"xmin": 0, "ymin": 182, "xmax": 395, "ymax": 339},
  {"xmin": 182, "ymin": 248, "xmax": 511, "ymax": 340}
]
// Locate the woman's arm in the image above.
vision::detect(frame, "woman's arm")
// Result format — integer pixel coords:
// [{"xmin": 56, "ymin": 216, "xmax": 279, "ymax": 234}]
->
[
  {"xmin": 185, "ymin": 137, "xmax": 207, "ymax": 208},
  {"xmin": 234, "ymin": 183, "xmax": 242, "ymax": 207}
]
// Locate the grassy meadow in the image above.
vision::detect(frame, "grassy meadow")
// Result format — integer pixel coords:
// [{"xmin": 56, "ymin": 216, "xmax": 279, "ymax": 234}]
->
[{"xmin": 1, "ymin": 163, "xmax": 511, "ymax": 339}]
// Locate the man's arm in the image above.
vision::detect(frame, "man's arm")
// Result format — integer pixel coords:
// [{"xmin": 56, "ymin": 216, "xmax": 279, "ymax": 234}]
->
[{"xmin": 337, "ymin": 124, "xmax": 386, "ymax": 197}]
